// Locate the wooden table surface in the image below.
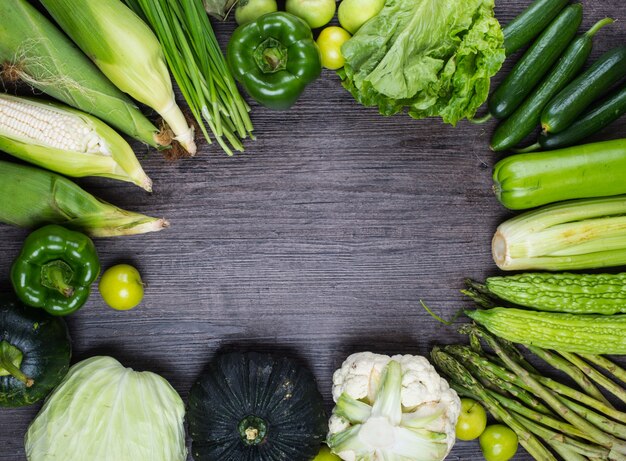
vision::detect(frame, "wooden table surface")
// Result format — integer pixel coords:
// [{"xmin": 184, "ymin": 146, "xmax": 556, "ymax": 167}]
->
[{"xmin": 1, "ymin": 1, "xmax": 626, "ymax": 459}]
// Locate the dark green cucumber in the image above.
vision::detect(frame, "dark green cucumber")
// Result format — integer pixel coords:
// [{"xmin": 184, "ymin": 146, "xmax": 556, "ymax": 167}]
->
[
  {"xmin": 493, "ymin": 138, "xmax": 626, "ymax": 210},
  {"xmin": 488, "ymin": 4, "xmax": 582, "ymax": 120},
  {"xmin": 491, "ymin": 18, "xmax": 613, "ymax": 152},
  {"xmin": 539, "ymin": 83, "xmax": 626, "ymax": 149},
  {"xmin": 467, "ymin": 308, "xmax": 626, "ymax": 354},
  {"xmin": 503, "ymin": 0, "xmax": 570, "ymax": 55},
  {"xmin": 542, "ymin": 46, "xmax": 626, "ymax": 133},
  {"xmin": 484, "ymin": 272, "xmax": 626, "ymax": 315}
]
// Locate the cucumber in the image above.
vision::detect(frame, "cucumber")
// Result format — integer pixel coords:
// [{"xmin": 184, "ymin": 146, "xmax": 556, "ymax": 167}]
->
[
  {"xmin": 467, "ymin": 308, "xmax": 626, "ymax": 354},
  {"xmin": 493, "ymin": 138, "xmax": 626, "ymax": 209},
  {"xmin": 483, "ymin": 272, "xmax": 626, "ymax": 315},
  {"xmin": 542, "ymin": 46, "xmax": 626, "ymax": 133},
  {"xmin": 503, "ymin": 0, "xmax": 570, "ymax": 55},
  {"xmin": 491, "ymin": 18, "xmax": 612, "ymax": 152},
  {"xmin": 488, "ymin": 4, "xmax": 582, "ymax": 120},
  {"xmin": 539, "ymin": 83, "xmax": 626, "ymax": 149}
]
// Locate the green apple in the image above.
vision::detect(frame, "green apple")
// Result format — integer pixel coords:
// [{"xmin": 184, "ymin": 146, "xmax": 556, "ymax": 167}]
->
[
  {"xmin": 338, "ymin": 0, "xmax": 384, "ymax": 34},
  {"xmin": 285, "ymin": 0, "xmax": 336, "ymax": 29},
  {"xmin": 455, "ymin": 398, "xmax": 487, "ymax": 441},
  {"xmin": 313, "ymin": 445, "xmax": 341, "ymax": 461},
  {"xmin": 235, "ymin": 0, "xmax": 278, "ymax": 25}
]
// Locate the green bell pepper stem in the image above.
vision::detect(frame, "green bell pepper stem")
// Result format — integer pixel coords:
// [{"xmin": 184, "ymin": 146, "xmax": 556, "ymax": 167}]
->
[
  {"xmin": 227, "ymin": 12, "xmax": 322, "ymax": 110},
  {"xmin": 10, "ymin": 224, "xmax": 100, "ymax": 316}
]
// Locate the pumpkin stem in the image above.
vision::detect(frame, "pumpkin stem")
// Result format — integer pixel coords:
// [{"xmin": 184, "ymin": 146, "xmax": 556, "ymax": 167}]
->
[
  {"xmin": 238, "ymin": 415, "xmax": 268, "ymax": 446},
  {"xmin": 0, "ymin": 340, "xmax": 34, "ymax": 387}
]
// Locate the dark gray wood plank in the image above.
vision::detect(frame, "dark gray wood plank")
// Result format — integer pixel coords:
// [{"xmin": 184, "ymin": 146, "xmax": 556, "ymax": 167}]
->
[{"xmin": 1, "ymin": 1, "xmax": 626, "ymax": 459}]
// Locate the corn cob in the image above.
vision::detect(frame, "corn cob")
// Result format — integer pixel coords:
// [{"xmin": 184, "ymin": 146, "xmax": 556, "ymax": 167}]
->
[
  {"xmin": 0, "ymin": 94, "xmax": 151, "ymax": 191},
  {"xmin": 0, "ymin": 160, "xmax": 168, "ymax": 237},
  {"xmin": 40, "ymin": 0, "xmax": 196, "ymax": 156},
  {"xmin": 0, "ymin": 0, "xmax": 160, "ymax": 148}
]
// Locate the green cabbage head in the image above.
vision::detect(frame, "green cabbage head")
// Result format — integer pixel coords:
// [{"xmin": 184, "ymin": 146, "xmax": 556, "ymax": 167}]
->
[{"xmin": 25, "ymin": 356, "xmax": 187, "ymax": 461}]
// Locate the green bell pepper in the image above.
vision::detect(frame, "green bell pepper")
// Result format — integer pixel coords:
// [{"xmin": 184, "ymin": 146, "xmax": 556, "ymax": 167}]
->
[
  {"xmin": 11, "ymin": 225, "xmax": 100, "ymax": 316},
  {"xmin": 227, "ymin": 12, "xmax": 322, "ymax": 110}
]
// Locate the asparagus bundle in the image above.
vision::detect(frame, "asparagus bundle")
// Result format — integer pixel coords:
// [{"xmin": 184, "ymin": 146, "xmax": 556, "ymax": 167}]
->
[{"xmin": 432, "ymin": 324, "xmax": 626, "ymax": 460}]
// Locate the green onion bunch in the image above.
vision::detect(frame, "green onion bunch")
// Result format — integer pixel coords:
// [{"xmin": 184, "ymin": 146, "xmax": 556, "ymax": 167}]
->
[{"xmin": 125, "ymin": 0, "xmax": 254, "ymax": 156}]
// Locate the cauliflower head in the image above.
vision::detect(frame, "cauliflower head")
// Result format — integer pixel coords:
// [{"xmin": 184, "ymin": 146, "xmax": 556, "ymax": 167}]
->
[{"xmin": 328, "ymin": 352, "xmax": 461, "ymax": 461}]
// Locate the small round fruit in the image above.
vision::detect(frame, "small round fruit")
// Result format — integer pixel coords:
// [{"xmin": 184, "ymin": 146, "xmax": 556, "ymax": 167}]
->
[
  {"xmin": 480, "ymin": 424, "xmax": 519, "ymax": 461},
  {"xmin": 99, "ymin": 264, "xmax": 144, "ymax": 311},
  {"xmin": 235, "ymin": 0, "xmax": 277, "ymax": 25},
  {"xmin": 313, "ymin": 445, "xmax": 341, "ymax": 461},
  {"xmin": 456, "ymin": 398, "xmax": 487, "ymax": 441},
  {"xmin": 316, "ymin": 26, "xmax": 351, "ymax": 70},
  {"xmin": 338, "ymin": 0, "xmax": 384, "ymax": 34},
  {"xmin": 285, "ymin": 0, "xmax": 336, "ymax": 29}
]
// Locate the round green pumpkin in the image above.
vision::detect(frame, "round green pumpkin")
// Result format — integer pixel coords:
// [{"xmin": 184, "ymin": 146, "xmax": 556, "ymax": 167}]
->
[
  {"xmin": 188, "ymin": 352, "xmax": 327, "ymax": 461},
  {"xmin": 0, "ymin": 295, "xmax": 71, "ymax": 407}
]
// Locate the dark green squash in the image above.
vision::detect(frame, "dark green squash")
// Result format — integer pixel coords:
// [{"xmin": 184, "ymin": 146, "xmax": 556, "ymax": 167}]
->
[
  {"xmin": 0, "ymin": 295, "xmax": 71, "ymax": 407},
  {"xmin": 187, "ymin": 352, "xmax": 327, "ymax": 461}
]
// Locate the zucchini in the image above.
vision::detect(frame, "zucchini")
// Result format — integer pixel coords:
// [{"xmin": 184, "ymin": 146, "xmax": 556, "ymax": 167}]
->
[
  {"xmin": 502, "ymin": 0, "xmax": 570, "ymax": 56},
  {"xmin": 539, "ymin": 83, "xmax": 626, "ymax": 149},
  {"xmin": 467, "ymin": 308, "xmax": 626, "ymax": 354},
  {"xmin": 483, "ymin": 272, "xmax": 626, "ymax": 315},
  {"xmin": 493, "ymin": 139, "xmax": 626, "ymax": 210},
  {"xmin": 542, "ymin": 46, "xmax": 626, "ymax": 133},
  {"xmin": 488, "ymin": 4, "xmax": 582, "ymax": 120},
  {"xmin": 491, "ymin": 18, "xmax": 612, "ymax": 152}
]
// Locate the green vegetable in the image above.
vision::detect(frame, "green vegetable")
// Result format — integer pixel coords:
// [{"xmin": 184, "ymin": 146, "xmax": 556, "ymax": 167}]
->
[
  {"xmin": 0, "ymin": 0, "xmax": 161, "ymax": 148},
  {"xmin": 488, "ymin": 4, "xmax": 582, "ymax": 120},
  {"xmin": 25, "ymin": 356, "xmax": 187, "ymax": 461},
  {"xmin": 431, "ymin": 348, "xmax": 557, "ymax": 461},
  {"xmin": 99, "ymin": 264, "xmax": 144, "ymax": 311},
  {"xmin": 285, "ymin": 0, "xmax": 336, "ymax": 29},
  {"xmin": 235, "ymin": 0, "xmax": 278, "ymax": 25},
  {"xmin": 0, "ymin": 296, "xmax": 71, "ymax": 407},
  {"xmin": 542, "ymin": 46, "xmax": 626, "ymax": 133},
  {"xmin": 492, "ymin": 195, "xmax": 626, "ymax": 271},
  {"xmin": 314, "ymin": 446, "xmax": 342, "ymax": 461},
  {"xmin": 203, "ymin": 0, "xmax": 237, "ymax": 20},
  {"xmin": 40, "ymin": 0, "xmax": 196, "ymax": 155},
  {"xmin": 538, "ymin": 83, "xmax": 626, "ymax": 149},
  {"xmin": 501, "ymin": 0, "xmax": 569, "ymax": 55},
  {"xmin": 0, "ymin": 94, "xmax": 152, "ymax": 191},
  {"xmin": 227, "ymin": 12, "xmax": 322, "ymax": 110},
  {"xmin": 187, "ymin": 352, "xmax": 327, "ymax": 460},
  {"xmin": 493, "ymin": 139, "xmax": 626, "ymax": 210},
  {"xmin": 491, "ymin": 18, "xmax": 612, "ymax": 152},
  {"xmin": 0, "ymin": 160, "xmax": 168, "ymax": 237},
  {"xmin": 339, "ymin": 0, "xmax": 505, "ymax": 125},
  {"xmin": 124, "ymin": 0, "xmax": 254, "ymax": 157},
  {"xmin": 11, "ymin": 225, "xmax": 100, "ymax": 316},
  {"xmin": 467, "ymin": 308, "xmax": 626, "ymax": 354},
  {"xmin": 478, "ymin": 272, "xmax": 626, "ymax": 315},
  {"xmin": 337, "ymin": 0, "xmax": 385, "ymax": 34},
  {"xmin": 327, "ymin": 352, "xmax": 461, "ymax": 461},
  {"xmin": 317, "ymin": 26, "xmax": 352, "ymax": 70},
  {"xmin": 479, "ymin": 424, "xmax": 518, "ymax": 461}
]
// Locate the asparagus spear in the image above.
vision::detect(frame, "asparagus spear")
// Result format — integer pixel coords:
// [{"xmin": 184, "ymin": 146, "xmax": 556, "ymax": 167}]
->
[
  {"xmin": 528, "ymin": 346, "xmax": 613, "ymax": 408},
  {"xmin": 581, "ymin": 354, "xmax": 626, "ymax": 385},
  {"xmin": 560, "ymin": 352, "xmax": 626, "ymax": 406},
  {"xmin": 470, "ymin": 325, "xmax": 626, "ymax": 455},
  {"xmin": 431, "ymin": 347, "xmax": 558, "ymax": 461}
]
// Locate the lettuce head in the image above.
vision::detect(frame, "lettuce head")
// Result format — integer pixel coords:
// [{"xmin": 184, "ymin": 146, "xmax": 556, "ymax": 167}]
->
[{"xmin": 339, "ymin": 0, "xmax": 505, "ymax": 125}]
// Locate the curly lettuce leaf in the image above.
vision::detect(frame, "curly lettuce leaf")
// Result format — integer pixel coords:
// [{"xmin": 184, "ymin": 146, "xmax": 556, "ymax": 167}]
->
[{"xmin": 339, "ymin": 0, "xmax": 505, "ymax": 125}]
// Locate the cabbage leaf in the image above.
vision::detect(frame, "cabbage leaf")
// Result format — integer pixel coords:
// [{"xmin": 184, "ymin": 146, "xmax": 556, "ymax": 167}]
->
[{"xmin": 339, "ymin": 0, "xmax": 505, "ymax": 125}]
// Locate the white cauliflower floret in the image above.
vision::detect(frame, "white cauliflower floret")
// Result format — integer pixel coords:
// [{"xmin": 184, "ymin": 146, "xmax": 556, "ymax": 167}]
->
[{"xmin": 328, "ymin": 352, "xmax": 461, "ymax": 461}]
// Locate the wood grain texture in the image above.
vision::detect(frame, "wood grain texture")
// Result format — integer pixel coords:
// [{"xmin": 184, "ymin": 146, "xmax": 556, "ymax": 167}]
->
[{"xmin": 1, "ymin": 1, "xmax": 625, "ymax": 459}]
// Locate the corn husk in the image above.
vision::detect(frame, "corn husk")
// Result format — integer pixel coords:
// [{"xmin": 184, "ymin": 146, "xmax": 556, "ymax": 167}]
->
[
  {"xmin": 0, "ymin": 94, "xmax": 152, "ymax": 191},
  {"xmin": 0, "ymin": 0, "xmax": 160, "ymax": 148},
  {"xmin": 40, "ymin": 0, "xmax": 196, "ymax": 156},
  {"xmin": 0, "ymin": 160, "xmax": 168, "ymax": 237}
]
